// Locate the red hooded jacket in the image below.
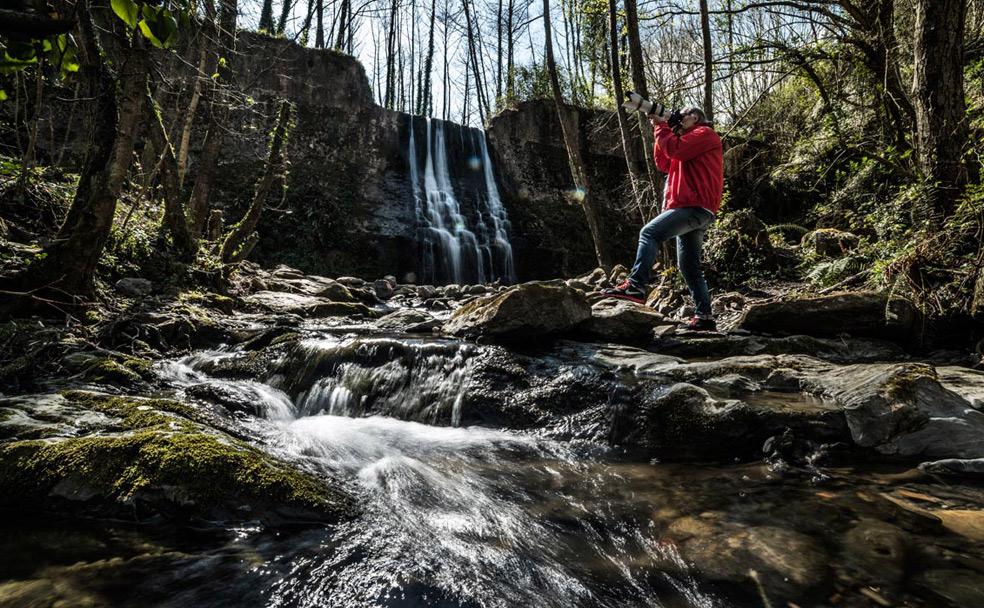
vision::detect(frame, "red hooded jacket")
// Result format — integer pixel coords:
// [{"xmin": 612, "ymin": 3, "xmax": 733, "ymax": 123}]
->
[{"xmin": 653, "ymin": 122, "xmax": 724, "ymax": 215}]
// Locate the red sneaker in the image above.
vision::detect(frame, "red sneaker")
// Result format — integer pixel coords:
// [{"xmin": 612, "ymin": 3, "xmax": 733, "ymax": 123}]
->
[
  {"xmin": 600, "ymin": 280, "xmax": 647, "ymax": 303},
  {"xmin": 685, "ymin": 316, "xmax": 717, "ymax": 331}
]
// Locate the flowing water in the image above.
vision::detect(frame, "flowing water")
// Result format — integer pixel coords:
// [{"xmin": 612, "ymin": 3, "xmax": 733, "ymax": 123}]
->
[
  {"xmin": 5, "ymin": 330, "xmax": 984, "ymax": 607},
  {"xmin": 408, "ymin": 117, "xmax": 515, "ymax": 286}
]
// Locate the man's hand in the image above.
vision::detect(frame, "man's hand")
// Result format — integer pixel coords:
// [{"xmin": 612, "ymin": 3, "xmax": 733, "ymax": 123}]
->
[{"xmin": 649, "ymin": 111, "xmax": 669, "ymax": 128}]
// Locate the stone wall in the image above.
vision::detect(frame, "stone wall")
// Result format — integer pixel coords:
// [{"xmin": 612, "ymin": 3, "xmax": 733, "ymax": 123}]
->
[{"xmin": 201, "ymin": 33, "xmax": 646, "ymax": 282}]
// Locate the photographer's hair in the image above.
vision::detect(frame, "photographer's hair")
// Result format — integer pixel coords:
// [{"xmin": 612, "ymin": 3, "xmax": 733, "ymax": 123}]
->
[{"xmin": 681, "ymin": 106, "xmax": 711, "ymax": 125}]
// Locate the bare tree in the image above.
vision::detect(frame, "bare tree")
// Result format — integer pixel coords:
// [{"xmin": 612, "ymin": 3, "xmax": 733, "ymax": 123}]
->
[
  {"xmin": 543, "ymin": 0, "xmax": 611, "ymax": 269},
  {"xmin": 607, "ymin": 0, "xmax": 646, "ymax": 221}
]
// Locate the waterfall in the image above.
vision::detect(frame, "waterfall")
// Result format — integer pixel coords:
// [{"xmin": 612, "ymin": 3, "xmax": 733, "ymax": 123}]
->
[{"xmin": 408, "ymin": 116, "xmax": 516, "ymax": 286}]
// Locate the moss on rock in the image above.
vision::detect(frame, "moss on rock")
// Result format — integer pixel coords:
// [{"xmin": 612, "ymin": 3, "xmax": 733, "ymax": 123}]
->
[{"xmin": 0, "ymin": 392, "xmax": 354, "ymax": 523}]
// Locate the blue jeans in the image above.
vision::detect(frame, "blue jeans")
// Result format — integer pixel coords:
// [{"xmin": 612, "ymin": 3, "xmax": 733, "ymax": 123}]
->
[{"xmin": 627, "ymin": 207, "xmax": 715, "ymax": 317}]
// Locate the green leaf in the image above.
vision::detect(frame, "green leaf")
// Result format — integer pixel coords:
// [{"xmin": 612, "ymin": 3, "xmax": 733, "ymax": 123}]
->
[
  {"xmin": 0, "ymin": 90, "xmax": 7, "ymax": 101},
  {"xmin": 111, "ymin": 0, "xmax": 140, "ymax": 29},
  {"xmin": 138, "ymin": 19, "xmax": 164, "ymax": 48}
]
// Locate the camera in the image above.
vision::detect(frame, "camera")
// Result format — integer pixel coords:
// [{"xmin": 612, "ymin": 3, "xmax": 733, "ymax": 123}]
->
[{"xmin": 621, "ymin": 92, "xmax": 684, "ymax": 129}]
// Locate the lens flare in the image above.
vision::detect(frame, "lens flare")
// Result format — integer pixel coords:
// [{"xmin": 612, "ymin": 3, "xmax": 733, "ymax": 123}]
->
[{"xmin": 467, "ymin": 156, "xmax": 481, "ymax": 171}]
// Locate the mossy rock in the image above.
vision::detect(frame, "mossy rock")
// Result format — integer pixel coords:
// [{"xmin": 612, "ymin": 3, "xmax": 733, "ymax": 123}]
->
[
  {"xmin": 0, "ymin": 392, "xmax": 355, "ymax": 524},
  {"xmin": 80, "ymin": 357, "xmax": 154, "ymax": 387},
  {"xmin": 178, "ymin": 290, "xmax": 238, "ymax": 314}
]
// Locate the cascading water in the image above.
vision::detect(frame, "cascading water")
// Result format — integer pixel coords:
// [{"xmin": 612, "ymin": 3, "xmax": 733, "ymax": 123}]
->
[
  {"xmin": 408, "ymin": 116, "xmax": 516, "ymax": 286},
  {"xmin": 151, "ymin": 335, "xmax": 723, "ymax": 608}
]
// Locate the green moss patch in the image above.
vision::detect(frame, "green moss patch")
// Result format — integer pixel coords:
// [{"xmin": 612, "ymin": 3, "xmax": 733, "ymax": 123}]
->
[{"xmin": 0, "ymin": 392, "xmax": 354, "ymax": 523}]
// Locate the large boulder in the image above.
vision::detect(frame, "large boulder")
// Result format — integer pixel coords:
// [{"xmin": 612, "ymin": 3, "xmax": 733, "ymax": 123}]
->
[
  {"xmin": 443, "ymin": 282, "xmax": 592, "ymax": 340},
  {"xmin": 611, "ymin": 382, "xmax": 848, "ymax": 460},
  {"xmin": 575, "ymin": 299, "xmax": 673, "ymax": 343},
  {"xmin": 0, "ymin": 391, "xmax": 355, "ymax": 524},
  {"xmin": 736, "ymin": 291, "xmax": 916, "ymax": 339},
  {"xmin": 798, "ymin": 363, "xmax": 984, "ymax": 459}
]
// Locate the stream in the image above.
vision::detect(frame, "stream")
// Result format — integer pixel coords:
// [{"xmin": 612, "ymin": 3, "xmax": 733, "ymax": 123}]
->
[{"xmin": 4, "ymin": 319, "xmax": 983, "ymax": 607}]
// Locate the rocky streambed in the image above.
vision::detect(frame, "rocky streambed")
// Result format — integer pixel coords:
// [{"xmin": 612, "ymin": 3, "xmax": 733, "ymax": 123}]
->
[{"xmin": 2, "ymin": 265, "xmax": 984, "ymax": 607}]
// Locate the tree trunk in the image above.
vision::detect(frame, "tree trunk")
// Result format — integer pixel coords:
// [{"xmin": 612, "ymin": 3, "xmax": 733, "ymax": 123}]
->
[
  {"xmin": 622, "ymin": 0, "xmax": 659, "ymax": 216},
  {"xmin": 506, "ymin": 0, "xmax": 515, "ymax": 100},
  {"xmin": 221, "ymin": 101, "xmax": 293, "ymax": 265},
  {"xmin": 607, "ymin": 0, "xmax": 645, "ymax": 221},
  {"xmin": 542, "ymin": 0, "xmax": 611, "ymax": 269},
  {"xmin": 912, "ymin": 0, "xmax": 968, "ymax": 220},
  {"xmin": 315, "ymin": 0, "xmax": 324, "ymax": 48},
  {"xmin": 277, "ymin": 0, "xmax": 293, "ymax": 33},
  {"xmin": 462, "ymin": 0, "xmax": 488, "ymax": 124},
  {"xmin": 698, "ymin": 0, "xmax": 714, "ymax": 124},
  {"xmin": 334, "ymin": 0, "xmax": 349, "ymax": 49},
  {"xmin": 259, "ymin": 0, "xmax": 275, "ymax": 31},
  {"xmin": 147, "ymin": 93, "xmax": 196, "ymax": 260},
  {"xmin": 7, "ymin": 10, "xmax": 145, "ymax": 300},
  {"xmin": 177, "ymin": 0, "xmax": 214, "ymax": 187},
  {"xmin": 419, "ymin": 0, "xmax": 436, "ymax": 115},
  {"xmin": 187, "ymin": 0, "xmax": 238, "ymax": 238}
]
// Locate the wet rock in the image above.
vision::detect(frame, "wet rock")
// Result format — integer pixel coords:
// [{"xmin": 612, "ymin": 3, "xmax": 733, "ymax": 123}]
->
[
  {"xmin": 442, "ymin": 284, "xmax": 462, "ymax": 299},
  {"xmin": 575, "ymin": 299, "xmax": 673, "ymax": 343},
  {"xmin": 465, "ymin": 285, "xmax": 488, "ymax": 296},
  {"xmin": 374, "ymin": 278, "xmax": 395, "ymax": 300},
  {"xmin": 177, "ymin": 290, "xmax": 237, "ymax": 314},
  {"xmin": 840, "ymin": 519, "xmax": 908, "ymax": 588},
  {"xmin": 937, "ymin": 366, "xmax": 984, "ymax": 411},
  {"xmin": 335, "ymin": 276, "xmax": 366, "ymax": 287},
  {"xmin": 270, "ymin": 265, "xmax": 305, "ymax": 279},
  {"xmin": 651, "ymin": 333, "xmax": 905, "ymax": 363},
  {"xmin": 802, "ymin": 363, "xmax": 984, "ymax": 459},
  {"xmin": 736, "ymin": 291, "xmax": 916, "ymax": 339},
  {"xmin": 801, "ymin": 228, "xmax": 860, "ymax": 257},
  {"xmin": 614, "ymin": 382, "xmax": 848, "ymax": 460},
  {"xmin": 0, "ymin": 391, "xmax": 354, "ymax": 524},
  {"xmin": 375, "ymin": 309, "xmax": 442, "ymax": 333},
  {"xmin": 416, "ymin": 285, "xmax": 438, "ymax": 299},
  {"xmin": 443, "ymin": 282, "xmax": 591, "ymax": 341},
  {"xmin": 914, "ymin": 569, "xmax": 984, "ymax": 607},
  {"xmin": 115, "ymin": 278, "xmax": 153, "ymax": 297},
  {"xmin": 100, "ymin": 302, "xmax": 236, "ymax": 353},
  {"xmin": 669, "ymin": 517, "xmax": 829, "ymax": 599},
  {"xmin": 243, "ymin": 291, "xmax": 375, "ymax": 318},
  {"xmin": 919, "ymin": 457, "xmax": 984, "ymax": 477}
]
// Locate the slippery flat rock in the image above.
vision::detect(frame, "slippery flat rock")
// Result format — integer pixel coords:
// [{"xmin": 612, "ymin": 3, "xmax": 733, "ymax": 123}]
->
[
  {"xmin": 800, "ymin": 363, "xmax": 984, "ymax": 459},
  {"xmin": 937, "ymin": 366, "xmax": 984, "ymax": 410},
  {"xmin": 443, "ymin": 282, "xmax": 591, "ymax": 340},
  {"xmin": 375, "ymin": 308, "xmax": 442, "ymax": 332},
  {"xmin": 574, "ymin": 299, "xmax": 674, "ymax": 343},
  {"xmin": 613, "ymin": 382, "xmax": 847, "ymax": 459},
  {"xmin": 243, "ymin": 291, "xmax": 374, "ymax": 318},
  {"xmin": 736, "ymin": 291, "xmax": 915, "ymax": 339},
  {"xmin": 651, "ymin": 332, "xmax": 905, "ymax": 363},
  {"xmin": 552, "ymin": 341, "xmax": 682, "ymax": 373}
]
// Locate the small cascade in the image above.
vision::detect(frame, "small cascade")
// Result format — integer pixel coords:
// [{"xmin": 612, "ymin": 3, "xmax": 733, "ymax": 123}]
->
[{"xmin": 408, "ymin": 116, "xmax": 516, "ymax": 286}]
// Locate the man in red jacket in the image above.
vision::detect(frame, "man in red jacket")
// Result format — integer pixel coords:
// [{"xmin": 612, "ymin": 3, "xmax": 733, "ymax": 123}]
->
[{"xmin": 602, "ymin": 106, "xmax": 724, "ymax": 331}]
